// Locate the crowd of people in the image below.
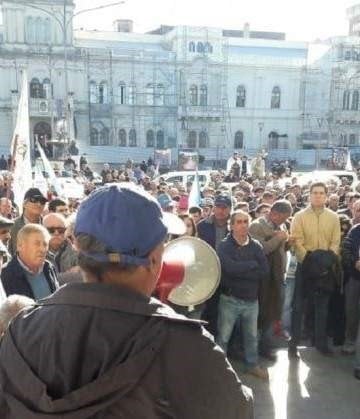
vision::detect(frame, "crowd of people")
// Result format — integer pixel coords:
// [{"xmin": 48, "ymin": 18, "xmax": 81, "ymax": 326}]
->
[{"xmin": 0, "ymin": 154, "xmax": 359, "ymax": 416}]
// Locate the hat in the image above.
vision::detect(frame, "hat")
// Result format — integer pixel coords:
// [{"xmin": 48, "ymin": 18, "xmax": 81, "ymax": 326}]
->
[
  {"xmin": 75, "ymin": 183, "xmax": 168, "ymax": 266},
  {"xmin": 214, "ymin": 195, "xmax": 232, "ymax": 208},
  {"xmin": 157, "ymin": 193, "xmax": 175, "ymax": 209},
  {"xmin": 201, "ymin": 197, "xmax": 215, "ymax": 208},
  {"xmin": 24, "ymin": 188, "xmax": 48, "ymax": 204},
  {"xmin": 0, "ymin": 215, "xmax": 13, "ymax": 228}
]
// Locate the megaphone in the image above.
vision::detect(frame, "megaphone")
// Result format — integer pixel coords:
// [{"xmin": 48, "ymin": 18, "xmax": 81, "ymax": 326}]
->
[{"xmin": 156, "ymin": 236, "xmax": 221, "ymax": 306}]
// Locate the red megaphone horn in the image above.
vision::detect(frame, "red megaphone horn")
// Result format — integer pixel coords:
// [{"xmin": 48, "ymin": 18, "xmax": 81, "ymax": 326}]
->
[{"xmin": 156, "ymin": 260, "xmax": 185, "ymax": 303}]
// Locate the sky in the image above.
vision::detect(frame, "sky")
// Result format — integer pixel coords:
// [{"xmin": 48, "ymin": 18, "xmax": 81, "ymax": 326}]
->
[{"xmin": 73, "ymin": 0, "xmax": 358, "ymax": 41}]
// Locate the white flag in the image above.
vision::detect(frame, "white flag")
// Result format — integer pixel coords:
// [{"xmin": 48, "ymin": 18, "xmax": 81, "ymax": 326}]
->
[
  {"xmin": 11, "ymin": 72, "xmax": 33, "ymax": 210},
  {"xmin": 345, "ymin": 150, "xmax": 353, "ymax": 172},
  {"xmin": 37, "ymin": 142, "xmax": 63, "ymax": 197},
  {"xmin": 188, "ymin": 170, "xmax": 201, "ymax": 208}
]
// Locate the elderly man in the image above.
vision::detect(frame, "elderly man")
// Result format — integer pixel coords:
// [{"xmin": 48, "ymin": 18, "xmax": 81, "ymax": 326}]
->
[
  {"xmin": 249, "ymin": 200, "xmax": 293, "ymax": 360},
  {"xmin": 289, "ymin": 182, "xmax": 341, "ymax": 358},
  {"xmin": 0, "ymin": 197, "xmax": 13, "ymax": 219},
  {"xmin": 1, "ymin": 224, "xmax": 58, "ymax": 300},
  {"xmin": 9, "ymin": 188, "xmax": 47, "ymax": 256},
  {"xmin": 0, "ymin": 184, "xmax": 253, "ymax": 418},
  {"xmin": 0, "ymin": 215, "xmax": 13, "ymax": 249},
  {"xmin": 43, "ymin": 213, "xmax": 78, "ymax": 279}
]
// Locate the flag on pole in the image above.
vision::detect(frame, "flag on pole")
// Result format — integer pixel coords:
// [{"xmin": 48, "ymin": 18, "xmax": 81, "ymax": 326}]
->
[
  {"xmin": 37, "ymin": 141, "xmax": 63, "ymax": 197},
  {"xmin": 11, "ymin": 72, "xmax": 33, "ymax": 210},
  {"xmin": 188, "ymin": 169, "xmax": 201, "ymax": 208},
  {"xmin": 345, "ymin": 149, "xmax": 353, "ymax": 172}
]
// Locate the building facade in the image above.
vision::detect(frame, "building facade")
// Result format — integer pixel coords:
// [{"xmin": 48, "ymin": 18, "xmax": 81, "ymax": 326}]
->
[{"xmin": 0, "ymin": 0, "xmax": 358, "ymax": 164}]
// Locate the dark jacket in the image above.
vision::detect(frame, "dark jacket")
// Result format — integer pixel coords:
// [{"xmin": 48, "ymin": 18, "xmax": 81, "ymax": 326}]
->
[
  {"xmin": 197, "ymin": 216, "xmax": 230, "ymax": 250},
  {"xmin": 218, "ymin": 234, "xmax": 269, "ymax": 301},
  {"xmin": 0, "ymin": 283, "xmax": 253, "ymax": 418},
  {"xmin": 342, "ymin": 223, "xmax": 360, "ymax": 281},
  {"xmin": 1, "ymin": 257, "xmax": 58, "ymax": 299}
]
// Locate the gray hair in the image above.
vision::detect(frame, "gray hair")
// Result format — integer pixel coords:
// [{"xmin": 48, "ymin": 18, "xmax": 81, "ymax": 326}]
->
[
  {"xmin": 0, "ymin": 295, "xmax": 34, "ymax": 335},
  {"xmin": 271, "ymin": 200, "xmax": 293, "ymax": 214}
]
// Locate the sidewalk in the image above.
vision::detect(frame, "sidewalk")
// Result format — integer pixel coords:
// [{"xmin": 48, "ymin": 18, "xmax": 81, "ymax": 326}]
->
[{"xmin": 232, "ymin": 348, "xmax": 360, "ymax": 419}]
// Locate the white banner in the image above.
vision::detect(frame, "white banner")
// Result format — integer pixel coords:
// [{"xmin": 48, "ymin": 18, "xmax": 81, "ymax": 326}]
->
[
  {"xmin": 37, "ymin": 142, "xmax": 63, "ymax": 197},
  {"xmin": 11, "ymin": 72, "xmax": 33, "ymax": 210}
]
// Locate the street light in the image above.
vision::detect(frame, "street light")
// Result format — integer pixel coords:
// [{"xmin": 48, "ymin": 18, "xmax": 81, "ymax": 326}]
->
[
  {"xmin": 20, "ymin": 1, "xmax": 126, "ymax": 148},
  {"xmin": 258, "ymin": 122, "xmax": 264, "ymax": 150}
]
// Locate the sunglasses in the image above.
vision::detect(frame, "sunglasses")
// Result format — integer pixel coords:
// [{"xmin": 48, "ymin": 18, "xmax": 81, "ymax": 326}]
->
[
  {"xmin": 28, "ymin": 197, "xmax": 46, "ymax": 204},
  {"xmin": 47, "ymin": 227, "xmax": 66, "ymax": 235}
]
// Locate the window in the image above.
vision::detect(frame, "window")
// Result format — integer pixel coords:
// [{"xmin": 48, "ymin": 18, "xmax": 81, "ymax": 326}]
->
[
  {"xmin": 236, "ymin": 85, "xmax": 246, "ymax": 108},
  {"xmin": 89, "ymin": 81, "xmax": 97, "ymax": 104},
  {"xmin": 26, "ymin": 17, "xmax": 35, "ymax": 44},
  {"xmin": 30, "ymin": 78, "xmax": 42, "ymax": 99},
  {"xmin": 156, "ymin": 130, "xmax": 165, "ymax": 149},
  {"xmin": 350, "ymin": 134, "xmax": 357, "ymax": 145},
  {"xmin": 199, "ymin": 85, "xmax": 208, "ymax": 106},
  {"xmin": 99, "ymin": 81, "xmax": 108, "ymax": 104},
  {"xmin": 187, "ymin": 131, "xmax": 197, "ymax": 148},
  {"xmin": 197, "ymin": 42, "xmax": 204, "ymax": 53},
  {"xmin": 343, "ymin": 90, "xmax": 351, "ymax": 110},
  {"xmin": 146, "ymin": 83, "xmax": 154, "ymax": 105},
  {"xmin": 43, "ymin": 78, "xmax": 51, "ymax": 99},
  {"xmin": 44, "ymin": 18, "xmax": 51, "ymax": 43},
  {"xmin": 100, "ymin": 127, "xmax": 110, "ymax": 145},
  {"xmin": 271, "ymin": 86, "xmax": 281, "ymax": 109},
  {"xmin": 35, "ymin": 17, "xmax": 42, "ymax": 44},
  {"xmin": 128, "ymin": 84, "xmax": 136, "ymax": 105},
  {"xmin": 204, "ymin": 42, "xmax": 213, "ymax": 53},
  {"xmin": 118, "ymin": 129, "xmax": 127, "ymax": 146},
  {"xmin": 189, "ymin": 42, "xmax": 195, "ymax": 52},
  {"xmin": 269, "ymin": 131, "xmax": 279, "ymax": 149},
  {"xmin": 146, "ymin": 130, "xmax": 155, "ymax": 147},
  {"xmin": 234, "ymin": 131, "xmax": 244, "ymax": 149},
  {"xmin": 90, "ymin": 128, "xmax": 99, "ymax": 145},
  {"xmin": 199, "ymin": 131, "xmax": 208, "ymax": 148},
  {"xmin": 352, "ymin": 90, "xmax": 359, "ymax": 111},
  {"xmin": 155, "ymin": 84, "xmax": 165, "ymax": 106},
  {"xmin": 118, "ymin": 82, "xmax": 126, "ymax": 105},
  {"xmin": 189, "ymin": 85, "xmax": 198, "ymax": 106},
  {"xmin": 129, "ymin": 129, "xmax": 137, "ymax": 147}
]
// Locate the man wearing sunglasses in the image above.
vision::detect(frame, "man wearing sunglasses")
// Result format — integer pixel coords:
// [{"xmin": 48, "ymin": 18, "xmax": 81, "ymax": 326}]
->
[
  {"xmin": 43, "ymin": 213, "xmax": 78, "ymax": 281},
  {"xmin": 9, "ymin": 188, "xmax": 47, "ymax": 257}
]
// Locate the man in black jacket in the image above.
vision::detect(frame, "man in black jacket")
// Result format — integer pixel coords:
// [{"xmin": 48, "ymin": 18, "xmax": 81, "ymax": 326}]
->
[
  {"xmin": 1, "ymin": 224, "xmax": 58, "ymax": 299},
  {"xmin": 217, "ymin": 210, "xmax": 269, "ymax": 379}
]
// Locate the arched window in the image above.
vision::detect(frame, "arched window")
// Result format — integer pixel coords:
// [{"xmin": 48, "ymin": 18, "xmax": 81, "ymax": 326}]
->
[
  {"xmin": 156, "ymin": 130, "xmax": 165, "ymax": 149},
  {"xmin": 197, "ymin": 42, "xmax": 204, "ymax": 53},
  {"xmin": 155, "ymin": 84, "xmax": 165, "ymax": 106},
  {"xmin": 189, "ymin": 85, "xmax": 198, "ymax": 106},
  {"xmin": 26, "ymin": 17, "xmax": 35, "ymax": 44},
  {"xmin": 350, "ymin": 134, "xmax": 357, "ymax": 145},
  {"xmin": 204, "ymin": 42, "xmax": 212, "ymax": 53},
  {"xmin": 43, "ymin": 78, "xmax": 51, "ymax": 99},
  {"xmin": 89, "ymin": 81, "xmax": 97, "ymax": 104},
  {"xmin": 187, "ymin": 131, "xmax": 197, "ymax": 148},
  {"xmin": 352, "ymin": 90, "xmax": 359, "ymax": 111},
  {"xmin": 199, "ymin": 131, "xmax": 208, "ymax": 148},
  {"xmin": 236, "ymin": 85, "xmax": 246, "ymax": 108},
  {"xmin": 118, "ymin": 82, "xmax": 126, "ymax": 105},
  {"xmin": 146, "ymin": 83, "xmax": 154, "ymax": 105},
  {"xmin": 234, "ymin": 131, "xmax": 244, "ymax": 149},
  {"xmin": 100, "ymin": 127, "xmax": 110, "ymax": 145},
  {"xmin": 90, "ymin": 128, "xmax": 99, "ymax": 145},
  {"xmin": 30, "ymin": 78, "xmax": 42, "ymax": 99},
  {"xmin": 129, "ymin": 129, "xmax": 137, "ymax": 147},
  {"xmin": 128, "ymin": 84, "xmax": 136, "ymax": 105},
  {"xmin": 146, "ymin": 130, "xmax": 155, "ymax": 147},
  {"xmin": 271, "ymin": 86, "xmax": 281, "ymax": 109},
  {"xmin": 199, "ymin": 84, "xmax": 208, "ymax": 106},
  {"xmin": 268, "ymin": 131, "xmax": 279, "ymax": 149},
  {"xmin": 189, "ymin": 42, "xmax": 195, "ymax": 52},
  {"xmin": 99, "ymin": 81, "xmax": 108, "ymax": 104},
  {"xmin": 343, "ymin": 90, "xmax": 351, "ymax": 110},
  {"xmin": 118, "ymin": 129, "xmax": 127, "ymax": 146}
]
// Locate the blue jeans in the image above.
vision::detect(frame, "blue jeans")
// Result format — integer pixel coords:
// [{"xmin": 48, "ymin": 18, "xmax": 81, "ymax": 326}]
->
[
  {"xmin": 217, "ymin": 294, "xmax": 259, "ymax": 367},
  {"xmin": 282, "ymin": 276, "xmax": 296, "ymax": 332}
]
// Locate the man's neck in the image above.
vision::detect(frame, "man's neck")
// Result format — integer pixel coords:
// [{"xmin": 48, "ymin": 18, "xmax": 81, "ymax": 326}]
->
[
  {"xmin": 311, "ymin": 204, "xmax": 324, "ymax": 211},
  {"xmin": 214, "ymin": 218, "xmax": 228, "ymax": 227},
  {"xmin": 24, "ymin": 212, "xmax": 40, "ymax": 223},
  {"xmin": 17, "ymin": 256, "xmax": 43, "ymax": 275},
  {"xmin": 233, "ymin": 234, "xmax": 248, "ymax": 245}
]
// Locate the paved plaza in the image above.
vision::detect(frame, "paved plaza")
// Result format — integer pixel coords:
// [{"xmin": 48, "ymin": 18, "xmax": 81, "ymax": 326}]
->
[{"xmin": 232, "ymin": 348, "xmax": 360, "ymax": 419}]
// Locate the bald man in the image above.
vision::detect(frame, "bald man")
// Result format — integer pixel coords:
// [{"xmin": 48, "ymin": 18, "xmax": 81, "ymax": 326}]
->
[{"xmin": 43, "ymin": 213, "xmax": 78, "ymax": 276}]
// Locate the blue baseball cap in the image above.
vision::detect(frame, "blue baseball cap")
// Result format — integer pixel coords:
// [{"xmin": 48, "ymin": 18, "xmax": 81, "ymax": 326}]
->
[
  {"xmin": 214, "ymin": 195, "xmax": 232, "ymax": 208},
  {"xmin": 74, "ymin": 183, "xmax": 168, "ymax": 266},
  {"xmin": 157, "ymin": 193, "xmax": 175, "ymax": 209}
]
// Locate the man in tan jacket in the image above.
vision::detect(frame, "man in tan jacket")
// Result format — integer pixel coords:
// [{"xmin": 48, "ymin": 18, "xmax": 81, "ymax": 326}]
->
[{"xmin": 289, "ymin": 182, "xmax": 341, "ymax": 358}]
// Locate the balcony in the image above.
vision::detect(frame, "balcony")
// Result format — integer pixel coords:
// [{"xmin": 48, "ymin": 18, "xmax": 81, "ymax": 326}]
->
[
  {"xmin": 29, "ymin": 98, "xmax": 53, "ymax": 117},
  {"xmin": 178, "ymin": 105, "xmax": 222, "ymax": 119}
]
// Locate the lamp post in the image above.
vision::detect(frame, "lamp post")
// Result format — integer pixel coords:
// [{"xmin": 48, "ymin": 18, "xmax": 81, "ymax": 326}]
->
[
  {"xmin": 258, "ymin": 122, "xmax": 264, "ymax": 150},
  {"xmin": 21, "ymin": 1, "xmax": 126, "ymax": 147}
]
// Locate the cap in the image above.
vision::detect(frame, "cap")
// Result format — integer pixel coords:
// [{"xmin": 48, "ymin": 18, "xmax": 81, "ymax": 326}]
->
[
  {"xmin": 0, "ymin": 215, "xmax": 14, "ymax": 228},
  {"xmin": 157, "ymin": 193, "xmax": 175, "ymax": 209},
  {"xmin": 201, "ymin": 197, "xmax": 215, "ymax": 208},
  {"xmin": 214, "ymin": 195, "xmax": 232, "ymax": 208},
  {"xmin": 24, "ymin": 188, "xmax": 48, "ymax": 204},
  {"xmin": 74, "ymin": 183, "xmax": 168, "ymax": 266}
]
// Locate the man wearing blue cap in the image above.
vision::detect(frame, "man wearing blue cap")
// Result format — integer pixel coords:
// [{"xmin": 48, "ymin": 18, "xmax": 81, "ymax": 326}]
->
[{"xmin": 0, "ymin": 184, "xmax": 253, "ymax": 418}]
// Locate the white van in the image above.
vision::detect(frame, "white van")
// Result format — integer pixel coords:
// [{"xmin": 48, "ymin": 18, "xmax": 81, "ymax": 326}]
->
[{"xmin": 155, "ymin": 170, "xmax": 213, "ymax": 188}]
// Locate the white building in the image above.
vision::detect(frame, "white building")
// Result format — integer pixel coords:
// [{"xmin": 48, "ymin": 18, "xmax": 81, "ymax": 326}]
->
[{"xmin": 0, "ymin": 0, "xmax": 357, "ymax": 164}]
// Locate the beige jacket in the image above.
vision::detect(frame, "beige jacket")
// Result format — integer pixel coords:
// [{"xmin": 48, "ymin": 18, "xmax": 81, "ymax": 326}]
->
[{"xmin": 290, "ymin": 206, "xmax": 341, "ymax": 263}]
